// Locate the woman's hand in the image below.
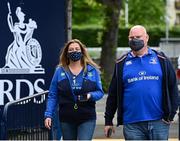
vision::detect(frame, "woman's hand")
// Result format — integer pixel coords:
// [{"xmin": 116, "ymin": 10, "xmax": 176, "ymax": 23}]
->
[
  {"xmin": 44, "ymin": 118, "xmax": 52, "ymax": 130},
  {"xmin": 87, "ymin": 93, "xmax": 91, "ymax": 99},
  {"xmin": 78, "ymin": 94, "xmax": 91, "ymax": 102}
]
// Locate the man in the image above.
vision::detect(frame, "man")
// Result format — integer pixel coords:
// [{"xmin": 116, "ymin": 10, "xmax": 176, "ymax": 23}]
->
[{"xmin": 104, "ymin": 25, "xmax": 179, "ymax": 140}]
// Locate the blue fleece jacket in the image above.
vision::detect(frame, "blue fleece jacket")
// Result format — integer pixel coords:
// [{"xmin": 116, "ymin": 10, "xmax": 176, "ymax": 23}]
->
[{"xmin": 45, "ymin": 64, "xmax": 104, "ymax": 123}]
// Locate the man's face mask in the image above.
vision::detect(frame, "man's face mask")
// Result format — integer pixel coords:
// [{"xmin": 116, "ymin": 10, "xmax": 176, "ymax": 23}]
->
[
  {"xmin": 129, "ymin": 38, "xmax": 144, "ymax": 51},
  {"xmin": 68, "ymin": 51, "xmax": 82, "ymax": 62}
]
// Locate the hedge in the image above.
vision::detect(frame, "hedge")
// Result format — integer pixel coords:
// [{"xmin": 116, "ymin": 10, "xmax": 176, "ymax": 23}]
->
[{"xmin": 72, "ymin": 26, "xmax": 180, "ymax": 47}]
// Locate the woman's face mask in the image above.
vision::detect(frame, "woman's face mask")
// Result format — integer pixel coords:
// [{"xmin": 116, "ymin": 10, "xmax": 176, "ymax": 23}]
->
[
  {"xmin": 68, "ymin": 51, "xmax": 83, "ymax": 62},
  {"xmin": 129, "ymin": 38, "xmax": 144, "ymax": 51}
]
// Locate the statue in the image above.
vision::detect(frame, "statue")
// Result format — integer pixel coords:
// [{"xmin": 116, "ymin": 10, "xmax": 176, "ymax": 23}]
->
[{"xmin": 3, "ymin": 3, "xmax": 44, "ymax": 74}]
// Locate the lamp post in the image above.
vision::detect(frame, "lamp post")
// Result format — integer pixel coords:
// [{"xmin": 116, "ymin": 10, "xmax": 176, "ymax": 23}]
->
[
  {"xmin": 66, "ymin": 0, "xmax": 72, "ymax": 41},
  {"xmin": 125, "ymin": 0, "xmax": 128, "ymax": 28},
  {"xmin": 165, "ymin": 0, "xmax": 170, "ymax": 44}
]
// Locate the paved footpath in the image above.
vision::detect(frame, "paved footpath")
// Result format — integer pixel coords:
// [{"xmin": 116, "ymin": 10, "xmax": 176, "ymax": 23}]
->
[
  {"xmin": 93, "ymin": 95, "xmax": 179, "ymax": 140},
  {"xmin": 93, "ymin": 139, "xmax": 178, "ymax": 141}
]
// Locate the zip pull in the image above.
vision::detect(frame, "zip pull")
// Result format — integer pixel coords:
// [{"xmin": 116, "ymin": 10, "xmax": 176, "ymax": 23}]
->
[{"xmin": 74, "ymin": 103, "xmax": 78, "ymax": 110}]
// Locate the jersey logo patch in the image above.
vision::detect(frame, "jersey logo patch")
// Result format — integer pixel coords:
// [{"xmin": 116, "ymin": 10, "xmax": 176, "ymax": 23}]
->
[
  {"xmin": 149, "ymin": 57, "xmax": 157, "ymax": 64},
  {"xmin": 125, "ymin": 61, "xmax": 132, "ymax": 66}
]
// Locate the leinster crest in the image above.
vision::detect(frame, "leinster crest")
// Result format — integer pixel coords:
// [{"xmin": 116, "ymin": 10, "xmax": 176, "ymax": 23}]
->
[{"xmin": 0, "ymin": 2, "xmax": 45, "ymax": 74}]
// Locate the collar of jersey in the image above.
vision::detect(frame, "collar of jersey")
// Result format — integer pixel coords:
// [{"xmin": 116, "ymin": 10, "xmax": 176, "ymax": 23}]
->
[{"xmin": 127, "ymin": 48, "xmax": 153, "ymax": 60}]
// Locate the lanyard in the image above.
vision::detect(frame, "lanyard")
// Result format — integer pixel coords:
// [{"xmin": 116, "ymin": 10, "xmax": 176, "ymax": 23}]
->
[{"xmin": 62, "ymin": 67, "xmax": 85, "ymax": 110}]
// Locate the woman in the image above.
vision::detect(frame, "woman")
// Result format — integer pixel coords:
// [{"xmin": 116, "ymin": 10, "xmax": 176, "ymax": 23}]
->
[{"xmin": 44, "ymin": 39, "xmax": 104, "ymax": 140}]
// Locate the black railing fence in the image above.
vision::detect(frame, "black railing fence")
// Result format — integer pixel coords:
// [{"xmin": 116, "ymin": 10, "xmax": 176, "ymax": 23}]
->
[{"xmin": 0, "ymin": 91, "xmax": 51, "ymax": 140}]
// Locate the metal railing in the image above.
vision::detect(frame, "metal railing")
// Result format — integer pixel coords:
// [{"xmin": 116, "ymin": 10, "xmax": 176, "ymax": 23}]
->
[{"xmin": 0, "ymin": 90, "xmax": 51, "ymax": 140}]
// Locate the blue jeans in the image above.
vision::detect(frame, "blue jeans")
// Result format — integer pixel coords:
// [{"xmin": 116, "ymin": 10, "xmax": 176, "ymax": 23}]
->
[
  {"xmin": 52, "ymin": 111, "xmax": 61, "ymax": 140},
  {"xmin": 60, "ymin": 120, "xmax": 96, "ymax": 140},
  {"xmin": 123, "ymin": 119, "xmax": 170, "ymax": 140}
]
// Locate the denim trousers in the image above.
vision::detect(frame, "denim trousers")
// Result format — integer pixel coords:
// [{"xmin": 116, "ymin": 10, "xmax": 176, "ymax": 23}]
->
[
  {"xmin": 123, "ymin": 119, "xmax": 170, "ymax": 140},
  {"xmin": 52, "ymin": 110, "xmax": 61, "ymax": 140},
  {"xmin": 60, "ymin": 120, "xmax": 96, "ymax": 140}
]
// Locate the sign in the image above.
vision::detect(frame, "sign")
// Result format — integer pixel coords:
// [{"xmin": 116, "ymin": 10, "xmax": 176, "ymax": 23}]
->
[{"xmin": 0, "ymin": 0, "xmax": 66, "ymax": 115}]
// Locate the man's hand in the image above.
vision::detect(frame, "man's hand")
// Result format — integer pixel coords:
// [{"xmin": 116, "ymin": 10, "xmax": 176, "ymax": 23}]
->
[
  {"xmin": 44, "ymin": 118, "xmax": 52, "ymax": 130},
  {"xmin": 104, "ymin": 125, "xmax": 115, "ymax": 138}
]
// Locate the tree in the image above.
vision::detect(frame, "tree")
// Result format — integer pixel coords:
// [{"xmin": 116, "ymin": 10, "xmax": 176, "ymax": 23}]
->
[
  {"xmin": 95, "ymin": 0, "xmax": 121, "ymax": 87},
  {"xmin": 127, "ymin": 0, "xmax": 165, "ymax": 26},
  {"xmin": 72, "ymin": 0, "xmax": 104, "ymax": 26}
]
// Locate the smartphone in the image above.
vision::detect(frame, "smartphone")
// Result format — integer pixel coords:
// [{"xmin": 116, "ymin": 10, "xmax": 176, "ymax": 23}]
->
[
  {"xmin": 107, "ymin": 128, "xmax": 112, "ymax": 138},
  {"xmin": 78, "ymin": 95, "xmax": 88, "ymax": 102}
]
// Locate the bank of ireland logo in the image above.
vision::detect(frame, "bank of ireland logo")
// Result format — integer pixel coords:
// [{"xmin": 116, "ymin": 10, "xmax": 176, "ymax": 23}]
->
[
  {"xmin": 0, "ymin": 3, "xmax": 45, "ymax": 74},
  {"xmin": 138, "ymin": 71, "xmax": 146, "ymax": 76}
]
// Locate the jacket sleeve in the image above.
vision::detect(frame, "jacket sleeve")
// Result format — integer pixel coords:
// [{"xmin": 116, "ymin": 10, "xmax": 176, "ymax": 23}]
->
[
  {"xmin": 44, "ymin": 68, "xmax": 59, "ymax": 119},
  {"xmin": 89, "ymin": 69, "xmax": 104, "ymax": 101},
  {"xmin": 167, "ymin": 59, "xmax": 179, "ymax": 121},
  {"xmin": 104, "ymin": 64, "xmax": 118, "ymax": 125}
]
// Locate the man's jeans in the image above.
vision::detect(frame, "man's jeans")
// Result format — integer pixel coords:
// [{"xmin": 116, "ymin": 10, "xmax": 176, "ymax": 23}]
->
[
  {"xmin": 123, "ymin": 120, "xmax": 170, "ymax": 140},
  {"xmin": 60, "ymin": 120, "xmax": 96, "ymax": 140}
]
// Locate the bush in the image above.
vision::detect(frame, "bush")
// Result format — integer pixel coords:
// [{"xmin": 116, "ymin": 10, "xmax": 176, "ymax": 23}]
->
[
  {"xmin": 72, "ymin": 26, "xmax": 180, "ymax": 47},
  {"xmin": 72, "ymin": 26, "xmax": 103, "ymax": 47}
]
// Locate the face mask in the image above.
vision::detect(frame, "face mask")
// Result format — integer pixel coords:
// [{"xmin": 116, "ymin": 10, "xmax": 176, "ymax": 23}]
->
[
  {"xmin": 129, "ymin": 38, "xmax": 144, "ymax": 51},
  {"xmin": 68, "ymin": 51, "xmax": 82, "ymax": 62}
]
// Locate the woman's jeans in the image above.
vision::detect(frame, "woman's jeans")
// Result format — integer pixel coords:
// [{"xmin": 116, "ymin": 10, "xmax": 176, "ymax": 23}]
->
[
  {"xmin": 60, "ymin": 120, "xmax": 96, "ymax": 140},
  {"xmin": 123, "ymin": 119, "xmax": 170, "ymax": 140},
  {"xmin": 52, "ymin": 109, "xmax": 61, "ymax": 140}
]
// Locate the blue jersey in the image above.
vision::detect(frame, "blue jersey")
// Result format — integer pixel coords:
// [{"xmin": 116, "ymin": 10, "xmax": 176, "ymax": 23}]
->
[
  {"xmin": 68, "ymin": 69, "xmax": 84, "ymax": 95},
  {"xmin": 123, "ymin": 49, "xmax": 163, "ymax": 124}
]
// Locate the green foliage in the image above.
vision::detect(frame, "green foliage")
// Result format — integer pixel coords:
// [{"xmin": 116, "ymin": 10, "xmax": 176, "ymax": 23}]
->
[
  {"xmin": 72, "ymin": 0, "xmax": 104, "ymax": 25},
  {"xmin": 72, "ymin": 0, "xmax": 167, "ymax": 47},
  {"xmin": 73, "ymin": 0, "xmax": 166, "ymax": 28},
  {"xmin": 72, "ymin": 26, "xmax": 103, "ymax": 47},
  {"xmin": 147, "ymin": 26, "xmax": 166, "ymax": 46},
  {"xmin": 121, "ymin": 0, "xmax": 165, "ymax": 26},
  {"xmin": 72, "ymin": 26, "xmax": 177, "ymax": 47},
  {"xmin": 118, "ymin": 27, "xmax": 129, "ymax": 47},
  {"xmin": 170, "ymin": 26, "xmax": 180, "ymax": 37}
]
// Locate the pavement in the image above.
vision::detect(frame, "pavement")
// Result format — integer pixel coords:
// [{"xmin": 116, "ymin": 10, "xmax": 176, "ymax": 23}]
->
[
  {"xmin": 92, "ymin": 139, "xmax": 178, "ymax": 141},
  {"xmin": 93, "ymin": 95, "xmax": 179, "ymax": 140}
]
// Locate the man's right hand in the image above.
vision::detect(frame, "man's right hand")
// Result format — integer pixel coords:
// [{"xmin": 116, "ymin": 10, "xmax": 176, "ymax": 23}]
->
[
  {"xmin": 104, "ymin": 125, "xmax": 115, "ymax": 137},
  {"xmin": 44, "ymin": 118, "xmax": 52, "ymax": 130}
]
